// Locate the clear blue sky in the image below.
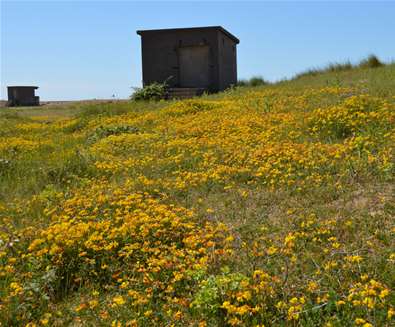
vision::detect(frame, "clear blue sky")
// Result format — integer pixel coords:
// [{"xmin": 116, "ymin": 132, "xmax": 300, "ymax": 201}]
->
[{"xmin": 1, "ymin": 1, "xmax": 394, "ymax": 101}]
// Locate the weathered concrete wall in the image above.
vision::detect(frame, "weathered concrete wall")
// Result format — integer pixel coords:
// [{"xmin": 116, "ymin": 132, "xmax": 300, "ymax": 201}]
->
[
  {"xmin": 138, "ymin": 27, "xmax": 238, "ymax": 92},
  {"xmin": 7, "ymin": 87, "xmax": 39, "ymax": 106},
  {"xmin": 140, "ymin": 29, "xmax": 220, "ymax": 91},
  {"xmin": 218, "ymin": 32, "xmax": 238, "ymax": 90}
]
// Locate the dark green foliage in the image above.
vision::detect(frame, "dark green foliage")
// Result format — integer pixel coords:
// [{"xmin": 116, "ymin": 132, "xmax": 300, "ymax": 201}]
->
[
  {"xmin": 358, "ymin": 54, "xmax": 384, "ymax": 69},
  {"xmin": 237, "ymin": 76, "xmax": 268, "ymax": 87},
  {"xmin": 249, "ymin": 76, "xmax": 268, "ymax": 87},
  {"xmin": 131, "ymin": 82, "xmax": 168, "ymax": 101}
]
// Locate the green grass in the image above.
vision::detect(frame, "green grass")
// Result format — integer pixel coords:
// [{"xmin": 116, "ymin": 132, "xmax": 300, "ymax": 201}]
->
[{"xmin": 287, "ymin": 62, "xmax": 395, "ymax": 97}]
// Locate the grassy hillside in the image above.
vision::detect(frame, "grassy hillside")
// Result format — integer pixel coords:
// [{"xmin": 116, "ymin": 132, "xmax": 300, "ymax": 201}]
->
[{"xmin": 0, "ymin": 65, "xmax": 394, "ymax": 326}]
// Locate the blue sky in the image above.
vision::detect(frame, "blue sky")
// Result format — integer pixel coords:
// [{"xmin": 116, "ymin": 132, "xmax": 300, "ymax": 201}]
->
[{"xmin": 1, "ymin": 1, "xmax": 394, "ymax": 100}]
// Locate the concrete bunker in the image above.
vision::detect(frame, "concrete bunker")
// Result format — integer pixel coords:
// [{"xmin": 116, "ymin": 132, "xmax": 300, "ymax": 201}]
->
[
  {"xmin": 7, "ymin": 86, "xmax": 40, "ymax": 107},
  {"xmin": 137, "ymin": 26, "xmax": 239, "ymax": 96}
]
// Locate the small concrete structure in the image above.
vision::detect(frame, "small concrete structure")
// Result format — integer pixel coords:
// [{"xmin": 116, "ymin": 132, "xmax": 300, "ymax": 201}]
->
[
  {"xmin": 137, "ymin": 26, "xmax": 239, "ymax": 94},
  {"xmin": 7, "ymin": 86, "xmax": 40, "ymax": 107}
]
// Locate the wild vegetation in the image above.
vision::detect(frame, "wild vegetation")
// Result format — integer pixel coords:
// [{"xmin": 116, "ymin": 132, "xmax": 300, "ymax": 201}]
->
[
  {"xmin": 0, "ymin": 63, "xmax": 394, "ymax": 326},
  {"xmin": 237, "ymin": 77, "xmax": 268, "ymax": 87},
  {"xmin": 131, "ymin": 82, "xmax": 169, "ymax": 101},
  {"xmin": 294, "ymin": 55, "xmax": 385, "ymax": 80}
]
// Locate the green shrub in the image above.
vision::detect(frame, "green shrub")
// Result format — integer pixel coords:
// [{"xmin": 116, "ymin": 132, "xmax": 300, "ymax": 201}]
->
[
  {"xmin": 249, "ymin": 76, "xmax": 267, "ymax": 87},
  {"xmin": 358, "ymin": 54, "xmax": 384, "ymax": 69},
  {"xmin": 236, "ymin": 79, "xmax": 248, "ymax": 87},
  {"xmin": 237, "ymin": 76, "xmax": 268, "ymax": 87},
  {"xmin": 131, "ymin": 82, "xmax": 168, "ymax": 101}
]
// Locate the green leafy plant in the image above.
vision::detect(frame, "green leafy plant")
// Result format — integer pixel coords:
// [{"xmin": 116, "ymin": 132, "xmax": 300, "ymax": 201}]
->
[
  {"xmin": 131, "ymin": 81, "xmax": 169, "ymax": 101},
  {"xmin": 237, "ymin": 76, "xmax": 268, "ymax": 87}
]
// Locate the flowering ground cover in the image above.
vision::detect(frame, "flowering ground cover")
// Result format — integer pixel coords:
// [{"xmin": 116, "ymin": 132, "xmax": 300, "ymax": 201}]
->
[{"xmin": 0, "ymin": 65, "xmax": 394, "ymax": 326}]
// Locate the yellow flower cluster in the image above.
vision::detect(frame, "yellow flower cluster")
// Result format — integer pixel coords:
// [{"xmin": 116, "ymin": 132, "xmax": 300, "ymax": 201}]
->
[
  {"xmin": 23, "ymin": 180, "xmax": 233, "ymax": 324},
  {"xmin": 276, "ymin": 297, "xmax": 306, "ymax": 321},
  {"xmin": 347, "ymin": 279, "xmax": 390, "ymax": 310},
  {"xmin": 86, "ymin": 94, "xmax": 394, "ymax": 194},
  {"xmin": 0, "ymin": 137, "xmax": 51, "ymax": 153},
  {"xmin": 309, "ymin": 95, "xmax": 394, "ymax": 139}
]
